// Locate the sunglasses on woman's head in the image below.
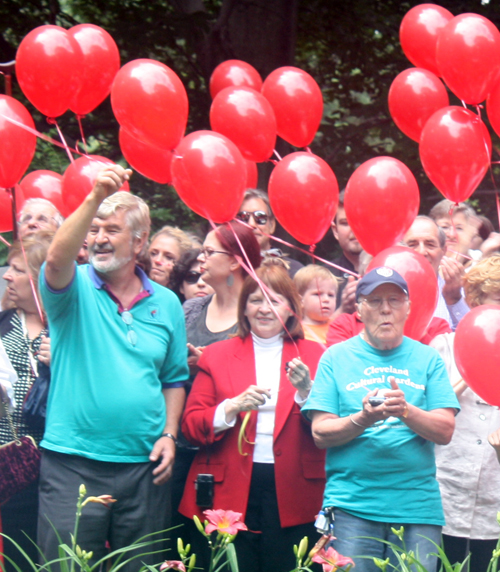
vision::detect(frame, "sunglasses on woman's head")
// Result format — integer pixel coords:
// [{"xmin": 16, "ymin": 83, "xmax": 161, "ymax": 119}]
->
[
  {"xmin": 236, "ymin": 210, "xmax": 269, "ymax": 226},
  {"xmin": 184, "ymin": 270, "xmax": 202, "ymax": 284}
]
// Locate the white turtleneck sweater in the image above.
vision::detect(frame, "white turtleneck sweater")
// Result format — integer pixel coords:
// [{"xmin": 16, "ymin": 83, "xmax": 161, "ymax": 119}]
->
[{"xmin": 213, "ymin": 332, "xmax": 284, "ymax": 463}]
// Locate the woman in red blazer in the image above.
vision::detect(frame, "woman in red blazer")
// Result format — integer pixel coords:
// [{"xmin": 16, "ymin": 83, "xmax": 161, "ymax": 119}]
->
[{"xmin": 179, "ymin": 260, "xmax": 326, "ymax": 572}]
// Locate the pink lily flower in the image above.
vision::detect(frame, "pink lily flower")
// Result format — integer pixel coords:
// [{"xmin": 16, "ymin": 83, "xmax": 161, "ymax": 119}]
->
[
  {"xmin": 203, "ymin": 509, "xmax": 248, "ymax": 535},
  {"xmin": 82, "ymin": 494, "xmax": 117, "ymax": 507},
  {"xmin": 159, "ymin": 561, "xmax": 186, "ymax": 572},
  {"xmin": 312, "ymin": 546, "xmax": 355, "ymax": 572}
]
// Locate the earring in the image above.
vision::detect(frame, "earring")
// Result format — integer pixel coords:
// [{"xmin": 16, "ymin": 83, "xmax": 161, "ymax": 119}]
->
[{"xmin": 227, "ymin": 273, "xmax": 234, "ymax": 287}]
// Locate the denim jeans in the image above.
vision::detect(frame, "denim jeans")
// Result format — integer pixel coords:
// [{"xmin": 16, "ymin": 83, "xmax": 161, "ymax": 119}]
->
[{"xmin": 331, "ymin": 508, "xmax": 442, "ymax": 572}]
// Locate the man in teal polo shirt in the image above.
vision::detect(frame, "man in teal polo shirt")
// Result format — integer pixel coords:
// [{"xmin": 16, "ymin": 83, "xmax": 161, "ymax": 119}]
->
[{"xmin": 38, "ymin": 165, "xmax": 189, "ymax": 571}]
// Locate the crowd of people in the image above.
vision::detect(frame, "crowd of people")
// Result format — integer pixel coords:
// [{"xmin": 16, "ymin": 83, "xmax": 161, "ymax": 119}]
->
[{"xmin": 0, "ymin": 165, "xmax": 500, "ymax": 572}]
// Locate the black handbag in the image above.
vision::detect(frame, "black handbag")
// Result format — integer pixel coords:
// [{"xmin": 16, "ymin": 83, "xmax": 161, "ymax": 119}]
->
[
  {"xmin": 22, "ymin": 360, "xmax": 50, "ymax": 429},
  {"xmin": 0, "ymin": 398, "xmax": 41, "ymax": 505}
]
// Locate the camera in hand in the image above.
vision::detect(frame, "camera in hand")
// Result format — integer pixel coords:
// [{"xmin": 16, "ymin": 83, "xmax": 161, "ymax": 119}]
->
[
  {"xmin": 368, "ymin": 395, "xmax": 386, "ymax": 406},
  {"xmin": 195, "ymin": 474, "xmax": 214, "ymax": 508}
]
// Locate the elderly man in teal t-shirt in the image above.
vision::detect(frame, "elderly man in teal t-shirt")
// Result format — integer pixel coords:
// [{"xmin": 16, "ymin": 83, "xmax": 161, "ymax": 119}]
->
[
  {"xmin": 303, "ymin": 267, "xmax": 459, "ymax": 572},
  {"xmin": 38, "ymin": 165, "xmax": 189, "ymax": 571}
]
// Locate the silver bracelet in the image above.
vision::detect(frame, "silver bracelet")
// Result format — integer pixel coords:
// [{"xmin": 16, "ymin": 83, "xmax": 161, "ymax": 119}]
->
[
  {"xmin": 161, "ymin": 432, "xmax": 177, "ymax": 445},
  {"xmin": 350, "ymin": 414, "xmax": 369, "ymax": 429}
]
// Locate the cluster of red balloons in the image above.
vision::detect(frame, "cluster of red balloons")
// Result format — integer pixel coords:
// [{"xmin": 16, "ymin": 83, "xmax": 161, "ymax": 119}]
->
[
  {"xmin": 390, "ymin": 5, "xmax": 496, "ymax": 204},
  {"xmin": 171, "ymin": 59, "xmax": 333, "ymax": 233},
  {"xmin": 16, "ymin": 24, "xmax": 120, "ymax": 118}
]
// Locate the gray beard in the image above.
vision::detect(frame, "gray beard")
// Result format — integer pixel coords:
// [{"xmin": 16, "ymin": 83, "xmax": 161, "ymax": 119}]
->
[{"xmin": 90, "ymin": 251, "xmax": 133, "ymax": 273}]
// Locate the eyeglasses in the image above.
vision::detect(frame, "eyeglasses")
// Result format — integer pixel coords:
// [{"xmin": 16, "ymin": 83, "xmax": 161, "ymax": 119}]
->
[
  {"xmin": 199, "ymin": 247, "xmax": 231, "ymax": 258},
  {"xmin": 236, "ymin": 210, "xmax": 269, "ymax": 226},
  {"xmin": 361, "ymin": 296, "xmax": 408, "ymax": 310},
  {"xmin": 19, "ymin": 214, "xmax": 55, "ymax": 226},
  {"xmin": 184, "ymin": 270, "xmax": 202, "ymax": 284},
  {"xmin": 121, "ymin": 310, "xmax": 137, "ymax": 346}
]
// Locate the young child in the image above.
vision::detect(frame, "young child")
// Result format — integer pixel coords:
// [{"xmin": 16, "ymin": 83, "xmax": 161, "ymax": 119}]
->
[{"xmin": 294, "ymin": 265, "xmax": 338, "ymax": 344}]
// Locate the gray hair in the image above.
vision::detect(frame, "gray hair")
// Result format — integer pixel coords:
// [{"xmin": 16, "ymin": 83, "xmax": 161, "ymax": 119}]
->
[
  {"xmin": 414, "ymin": 215, "xmax": 447, "ymax": 249},
  {"xmin": 429, "ymin": 199, "xmax": 475, "ymax": 221},
  {"xmin": 241, "ymin": 189, "xmax": 274, "ymax": 220},
  {"xmin": 96, "ymin": 191, "xmax": 150, "ymax": 257},
  {"xmin": 19, "ymin": 198, "xmax": 64, "ymax": 227}
]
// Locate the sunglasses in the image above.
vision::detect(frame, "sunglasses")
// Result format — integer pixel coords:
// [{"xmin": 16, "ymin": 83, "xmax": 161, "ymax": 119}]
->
[
  {"xmin": 184, "ymin": 270, "xmax": 202, "ymax": 284},
  {"xmin": 236, "ymin": 210, "xmax": 269, "ymax": 226},
  {"xmin": 121, "ymin": 310, "xmax": 137, "ymax": 346}
]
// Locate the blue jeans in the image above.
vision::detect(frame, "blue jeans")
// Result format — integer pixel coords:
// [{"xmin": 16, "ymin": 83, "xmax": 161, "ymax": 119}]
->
[{"xmin": 331, "ymin": 508, "xmax": 442, "ymax": 572}]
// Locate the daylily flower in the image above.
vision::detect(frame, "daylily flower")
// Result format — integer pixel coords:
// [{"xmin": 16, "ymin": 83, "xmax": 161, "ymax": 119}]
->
[
  {"xmin": 203, "ymin": 509, "xmax": 248, "ymax": 535},
  {"xmin": 82, "ymin": 494, "xmax": 117, "ymax": 507},
  {"xmin": 160, "ymin": 561, "xmax": 186, "ymax": 572},
  {"xmin": 312, "ymin": 546, "xmax": 355, "ymax": 572}
]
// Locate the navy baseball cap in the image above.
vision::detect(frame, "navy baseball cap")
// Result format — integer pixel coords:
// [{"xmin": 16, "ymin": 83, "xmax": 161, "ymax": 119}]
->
[{"xmin": 356, "ymin": 267, "xmax": 409, "ymax": 301}]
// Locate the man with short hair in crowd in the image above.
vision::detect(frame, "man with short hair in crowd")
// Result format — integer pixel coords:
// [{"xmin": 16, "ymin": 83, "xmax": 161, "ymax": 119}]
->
[
  {"xmin": 329, "ymin": 190, "xmax": 361, "ymax": 315},
  {"xmin": 404, "ymin": 216, "xmax": 469, "ymax": 330},
  {"xmin": 303, "ymin": 267, "xmax": 458, "ymax": 572},
  {"xmin": 38, "ymin": 166, "xmax": 188, "ymax": 570},
  {"xmin": 236, "ymin": 188, "xmax": 303, "ymax": 277}
]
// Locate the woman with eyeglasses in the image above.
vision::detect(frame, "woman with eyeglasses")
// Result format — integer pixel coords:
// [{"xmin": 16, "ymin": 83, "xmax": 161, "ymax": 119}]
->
[
  {"xmin": 169, "ymin": 249, "xmax": 214, "ymax": 304},
  {"xmin": 171, "ymin": 221, "xmax": 261, "ymax": 552},
  {"xmin": 179, "ymin": 260, "xmax": 325, "ymax": 572},
  {"xmin": 0, "ymin": 232, "xmax": 53, "ymax": 572}
]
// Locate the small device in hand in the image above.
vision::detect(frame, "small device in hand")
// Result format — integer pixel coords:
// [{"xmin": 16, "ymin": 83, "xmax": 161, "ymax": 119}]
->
[
  {"xmin": 368, "ymin": 395, "xmax": 386, "ymax": 406},
  {"xmin": 195, "ymin": 474, "xmax": 214, "ymax": 508}
]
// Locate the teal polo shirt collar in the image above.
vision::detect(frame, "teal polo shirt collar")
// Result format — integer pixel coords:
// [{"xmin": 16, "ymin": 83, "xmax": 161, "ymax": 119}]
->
[{"xmin": 88, "ymin": 264, "xmax": 154, "ymax": 311}]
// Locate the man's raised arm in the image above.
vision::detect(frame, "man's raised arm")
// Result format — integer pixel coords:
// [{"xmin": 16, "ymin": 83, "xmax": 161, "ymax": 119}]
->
[{"xmin": 44, "ymin": 166, "xmax": 131, "ymax": 290}]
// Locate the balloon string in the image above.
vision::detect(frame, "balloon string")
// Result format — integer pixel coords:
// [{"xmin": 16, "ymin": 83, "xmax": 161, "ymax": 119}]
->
[
  {"xmin": 273, "ymin": 149, "xmax": 283, "ymax": 161},
  {"xmin": 0, "ymin": 113, "xmax": 87, "ymax": 159},
  {"xmin": 46, "ymin": 118, "xmax": 75, "ymax": 164},
  {"xmin": 235, "ymin": 218, "xmax": 360, "ymax": 278},
  {"xmin": 448, "ymin": 248, "xmax": 472, "ymax": 262},
  {"xmin": 0, "ymin": 235, "xmax": 11, "ymax": 247},
  {"xmin": 305, "ymin": 146, "xmax": 312, "ymax": 154},
  {"xmin": 496, "ymin": 193, "xmax": 500, "ymax": 232},
  {"xmin": 76, "ymin": 115, "xmax": 88, "ymax": 154},
  {"xmin": 209, "ymin": 218, "xmax": 303, "ymax": 356},
  {"xmin": 19, "ymin": 235, "xmax": 45, "ymax": 326}
]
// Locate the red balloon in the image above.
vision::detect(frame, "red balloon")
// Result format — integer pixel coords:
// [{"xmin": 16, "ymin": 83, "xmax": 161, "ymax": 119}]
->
[
  {"xmin": 436, "ymin": 14, "xmax": 500, "ymax": 105},
  {"xmin": 345, "ymin": 157, "xmax": 420, "ymax": 256},
  {"xmin": 210, "ymin": 87, "xmax": 276, "ymax": 162},
  {"xmin": 262, "ymin": 67, "xmax": 323, "ymax": 148},
  {"xmin": 62, "ymin": 156, "xmax": 129, "ymax": 216},
  {"xmin": 368, "ymin": 246, "xmax": 439, "ymax": 341},
  {"xmin": 19, "ymin": 170, "xmax": 64, "ymax": 214},
  {"xmin": 419, "ymin": 106, "xmax": 491, "ymax": 203},
  {"xmin": 268, "ymin": 152, "xmax": 338, "ymax": 246},
  {"xmin": 486, "ymin": 78, "xmax": 500, "ymax": 139},
  {"xmin": 171, "ymin": 131, "xmax": 246, "ymax": 223},
  {"xmin": 0, "ymin": 95, "xmax": 37, "ymax": 188},
  {"xmin": 388, "ymin": 68, "xmax": 449, "ymax": 142},
  {"xmin": 16, "ymin": 25, "xmax": 82, "ymax": 117},
  {"xmin": 119, "ymin": 128, "xmax": 172, "ymax": 184},
  {"xmin": 244, "ymin": 159, "xmax": 258, "ymax": 189},
  {"xmin": 111, "ymin": 59, "xmax": 188, "ymax": 150},
  {"xmin": 209, "ymin": 60, "xmax": 262, "ymax": 99},
  {"xmin": 399, "ymin": 4, "xmax": 453, "ymax": 76},
  {"xmin": 455, "ymin": 305, "xmax": 500, "ymax": 406},
  {"xmin": 69, "ymin": 24, "xmax": 120, "ymax": 116}
]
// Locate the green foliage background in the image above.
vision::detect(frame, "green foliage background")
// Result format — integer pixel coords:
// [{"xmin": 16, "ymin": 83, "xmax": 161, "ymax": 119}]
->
[{"xmin": 1, "ymin": 0, "xmax": 500, "ymax": 265}]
